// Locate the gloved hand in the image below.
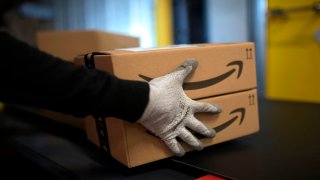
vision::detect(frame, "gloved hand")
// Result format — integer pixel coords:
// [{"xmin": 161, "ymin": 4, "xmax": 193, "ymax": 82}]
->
[{"xmin": 138, "ymin": 59, "xmax": 222, "ymax": 156}]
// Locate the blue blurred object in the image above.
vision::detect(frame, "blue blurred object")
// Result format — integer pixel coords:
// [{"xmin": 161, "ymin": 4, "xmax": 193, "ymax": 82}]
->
[
  {"xmin": 315, "ymin": 28, "xmax": 320, "ymax": 43},
  {"xmin": 18, "ymin": 2, "xmax": 53, "ymax": 20}
]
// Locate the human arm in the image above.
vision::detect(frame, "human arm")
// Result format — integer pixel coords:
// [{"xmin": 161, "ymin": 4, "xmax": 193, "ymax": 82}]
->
[
  {"xmin": 0, "ymin": 31, "xmax": 149, "ymax": 122},
  {"xmin": 0, "ymin": 31, "xmax": 221, "ymax": 156}
]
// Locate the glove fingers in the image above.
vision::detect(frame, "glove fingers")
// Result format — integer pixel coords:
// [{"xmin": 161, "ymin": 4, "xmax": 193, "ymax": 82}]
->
[
  {"xmin": 192, "ymin": 101, "xmax": 222, "ymax": 114},
  {"xmin": 173, "ymin": 59, "xmax": 198, "ymax": 83},
  {"xmin": 186, "ymin": 117, "xmax": 216, "ymax": 138},
  {"xmin": 163, "ymin": 138, "xmax": 185, "ymax": 157},
  {"xmin": 178, "ymin": 127, "xmax": 203, "ymax": 151}
]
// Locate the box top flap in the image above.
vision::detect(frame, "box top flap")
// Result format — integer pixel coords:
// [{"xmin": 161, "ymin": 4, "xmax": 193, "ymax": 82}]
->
[{"xmin": 75, "ymin": 42, "xmax": 254, "ymax": 58}]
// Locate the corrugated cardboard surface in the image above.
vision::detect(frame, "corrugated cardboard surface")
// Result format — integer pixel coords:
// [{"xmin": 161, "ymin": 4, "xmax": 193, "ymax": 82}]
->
[
  {"xmin": 37, "ymin": 30, "xmax": 139, "ymax": 61},
  {"xmin": 76, "ymin": 42, "xmax": 256, "ymax": 100},
  {"xmin": 75, "ymin": 43, "xmax": 259, "ymax": 167},
  {"xmin": 85, "ymin": 89, "xmax": 259, "ymax": 167}
]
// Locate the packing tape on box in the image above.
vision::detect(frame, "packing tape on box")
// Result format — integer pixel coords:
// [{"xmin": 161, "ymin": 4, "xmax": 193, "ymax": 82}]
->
[{"xmin": 84, "ymin": 52, "xmax": 110, "ymax": 153}]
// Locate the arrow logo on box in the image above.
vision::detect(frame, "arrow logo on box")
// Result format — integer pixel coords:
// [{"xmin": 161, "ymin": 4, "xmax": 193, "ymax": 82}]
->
[
  {"xmin": 138, "ymin": 60, "xmax": 243, "ymax": 90},
  {"xmin": 214, "ymin": 107, "xmax": 245, "ymax": 133},
  {"xmin": 146, "ymin": 107, "xmax": 246, "ymax": 139},
  {"xmin": 191, "ymin": 107, "xmax": 246, "ymax": 139}
]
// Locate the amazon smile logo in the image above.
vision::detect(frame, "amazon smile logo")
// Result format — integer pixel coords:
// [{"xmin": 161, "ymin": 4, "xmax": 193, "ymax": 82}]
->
[
  {"xmin": 146, "ymin": 107, "xmax": 246, "ymax": 139},
  {"xmin": 191, "ymin": 107, "xmax": 245, "ymax": 139},
  {"xmin": 213, "ymin": 108, "xmax": 245, "ymax": 133},
  {"xmin": 138, "ymin": 60, "xmax": 243, "ymax": 90}
]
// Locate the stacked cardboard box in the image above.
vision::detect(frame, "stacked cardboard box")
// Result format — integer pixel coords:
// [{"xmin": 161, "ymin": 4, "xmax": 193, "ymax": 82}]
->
[
  {"xmin": 37, "ymin": 30, "xmax": 140, "ymax": 61},
  {"xmin": 75, "ymin": 43, "xmax": 259, "ymax": 167}
]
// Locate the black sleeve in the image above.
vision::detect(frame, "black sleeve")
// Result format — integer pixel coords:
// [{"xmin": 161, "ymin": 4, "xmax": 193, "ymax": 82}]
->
[{"xmin": 0, "ymin": 31, "xmax": 149, "ymax": 123}]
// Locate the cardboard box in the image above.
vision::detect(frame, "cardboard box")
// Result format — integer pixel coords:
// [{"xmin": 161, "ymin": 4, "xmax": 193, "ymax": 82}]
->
[
  {"xmin": 37, "ymin": 30, "xmax": 140, "ymax": 61},
  {"xmin": 86, "ymin": 89, "xmax": 259, "ymax": 167},
  {"xmin": 74, "ymin": 42, "xmax": 259, "ymax": 167},
  {"xmin": 75, "ymin": 43, "xmax": 256, "ymax": 99},
  {"xmin": 26, "ymin": 30, "xmax": 140, "ymax": 129}
]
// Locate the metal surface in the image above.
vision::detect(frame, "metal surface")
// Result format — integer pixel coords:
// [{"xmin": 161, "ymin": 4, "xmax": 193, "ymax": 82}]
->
[
  {"xmin": 0, "ymin": 107, "xmax": 225, "ymax": 180},
  {"xmin": 1, "ymin": 98, "xmax": 320, "ymax": 179},
  {"xmin": 174, "ymin": 99, "xmax": 320, "ymax": 179}
]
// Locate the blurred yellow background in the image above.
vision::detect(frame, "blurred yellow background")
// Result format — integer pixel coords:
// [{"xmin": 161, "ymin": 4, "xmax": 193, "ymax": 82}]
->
[{"xmin": 267, "ymin": 0, "xmax": 320, "ymax": 103}]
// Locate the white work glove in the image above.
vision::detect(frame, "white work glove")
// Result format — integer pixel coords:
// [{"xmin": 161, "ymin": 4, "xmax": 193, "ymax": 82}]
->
[{"xmin": 138, "ymin": 59, "xmax": 221, "ymax": 156}]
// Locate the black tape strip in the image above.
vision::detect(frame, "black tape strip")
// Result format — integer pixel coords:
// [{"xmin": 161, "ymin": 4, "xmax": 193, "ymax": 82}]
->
[
  {"xmin": 84, "ymin": 52, "xmax": 109, "ymax": 153},
  {"xmin": 94, "ymin": 117, "xmax": 109, "ymax": 152},
  {"xmin": 84, "ymin": 52, "xmax": 106, "ymax": 69}
]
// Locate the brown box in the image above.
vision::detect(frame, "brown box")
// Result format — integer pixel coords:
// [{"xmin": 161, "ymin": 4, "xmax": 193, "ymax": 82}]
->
[
  {"xmin": 75, "ymin": 43, "xmax": 256, "ymax": 99},
  {"xmin": 37, "ymin": 30, "xmax": 140, "ymax": 61},
  {"xmin": 74, "ymin": 43, "xmax": 259, "ymax": 167},
  {"xmin": 27, "ymin": 30, "xmax": 140, "ymax": 129},
  {"xmin": 86, "ymin": 89, "xmax": 259, "ymax": 167}
]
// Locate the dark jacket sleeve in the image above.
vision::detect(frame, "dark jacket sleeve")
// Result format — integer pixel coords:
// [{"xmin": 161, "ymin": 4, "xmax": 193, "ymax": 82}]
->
[{"xmin": 0, "ymin": 31, "xmax": 149, "ymax": 123}]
